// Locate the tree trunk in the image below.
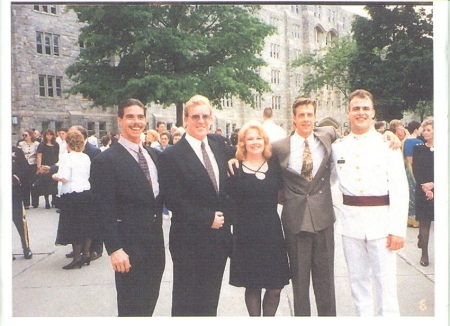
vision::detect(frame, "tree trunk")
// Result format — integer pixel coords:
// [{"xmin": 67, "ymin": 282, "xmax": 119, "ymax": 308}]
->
[{"xmin": 176, "ymin": 101, "xmax": 184, "ymax": 127}]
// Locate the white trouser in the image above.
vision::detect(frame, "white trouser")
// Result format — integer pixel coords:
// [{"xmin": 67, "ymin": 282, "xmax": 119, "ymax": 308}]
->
[{"xmin": 342, "ymin": 236, "xmax": 400, "ymax": 316}]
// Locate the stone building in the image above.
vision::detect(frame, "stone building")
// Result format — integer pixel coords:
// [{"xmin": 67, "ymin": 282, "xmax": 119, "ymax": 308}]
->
[{"xmin": 11, "ymin": 4, "xmax": 354, "ymax": 145}]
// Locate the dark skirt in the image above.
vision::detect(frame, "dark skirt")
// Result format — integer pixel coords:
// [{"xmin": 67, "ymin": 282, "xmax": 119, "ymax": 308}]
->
[
  {"xmin": 414, "ymin": 185, "xmax": 434, "ymax": 221},
  {"xmin": 55, "ymin": 190, "xmax": 97, "ymax": 245}
]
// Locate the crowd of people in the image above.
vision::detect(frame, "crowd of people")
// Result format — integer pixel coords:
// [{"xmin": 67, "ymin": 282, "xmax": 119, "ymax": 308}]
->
[{"xmin": 12, "ymin": 91, "xmax": 434, "ymax": 317}]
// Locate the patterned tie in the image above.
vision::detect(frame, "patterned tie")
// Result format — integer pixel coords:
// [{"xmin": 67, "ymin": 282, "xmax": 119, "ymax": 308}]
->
[
  {"xmin": 201, "ymin": 141, "xmax": 219, "ymax": 194},
  {"xmin": 138, "ymin": 147, "xmax": 153, "ymax": 187},
  {"xmin": 300, "ymin": 139, "xmax": 313, "ymax": 182}
]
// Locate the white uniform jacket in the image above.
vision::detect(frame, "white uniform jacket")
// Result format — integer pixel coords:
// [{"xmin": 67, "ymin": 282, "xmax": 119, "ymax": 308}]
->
[{"xmin": 331, "ymin": 128, "xmax": 408, "ymax": 240}]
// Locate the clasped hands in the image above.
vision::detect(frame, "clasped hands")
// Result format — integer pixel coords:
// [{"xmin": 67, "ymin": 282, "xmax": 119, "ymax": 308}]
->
[{"xmin": 421, "ymin": 182, "xmax": 434, "ymax": 200}]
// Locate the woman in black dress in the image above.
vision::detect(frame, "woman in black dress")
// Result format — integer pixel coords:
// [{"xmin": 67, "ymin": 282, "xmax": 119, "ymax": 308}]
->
[
  {"xmin": 412, "ymin": 117, "xmax": 434, "ymax": 267},
  {"xmin": 37, "ymin": 129, "xmax": 59, "ymax": 209},
  {"xmin": 227, "ymin": 121, "xmax": 290, "ymax": 316}
]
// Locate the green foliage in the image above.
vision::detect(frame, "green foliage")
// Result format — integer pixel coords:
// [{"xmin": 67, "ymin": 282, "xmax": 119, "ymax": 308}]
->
[
  {"xmin": 349, "ymin": 5, "xmax": 433, "ymax": 121},
  {"xmin": 65, "ymin": 4, "xmax": 275, "ymax": 124},
  {"xmin": 291, "ymin": 36, "xmax": 356, "ymax": 98}
]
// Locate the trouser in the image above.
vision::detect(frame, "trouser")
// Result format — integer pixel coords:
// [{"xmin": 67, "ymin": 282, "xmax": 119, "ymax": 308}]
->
[
  {"xmin": 13, "ymin": 196, "xmax": 30, "ymax": 250},
  {"xmin": 171, "ymin": 249, "xmax": 228, "ymax": 316},
  {"xmin": 115, "ymin": 255, "xmax": 164, "ymax": 317},
  {"xmin": 285, "ymin": 226, "xmax": 336, "ymax": 316},
  {"xmin": 342, "ymin": 235, "xmax": 400, "ymax": 316}
]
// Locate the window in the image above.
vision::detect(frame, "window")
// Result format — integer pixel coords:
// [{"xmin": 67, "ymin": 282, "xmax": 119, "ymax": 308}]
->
[
  {"xmin": 271, "ymin": 70, "xmax": 280, "ymax": 84},
  {"xmin": 254, "ymin": 94, "xmax": 262, "ymax": 109},
  {"xmin": 87, "ymin": 122, "xmax": 95, "ymax": 135},
  {"xmin": 36, "ymin": 32, "xmax": 60, "ymax": 56},
  {"xmin": 55, "ymin": 121, "xmax": 64, "ymax": 131},
  {"xmin": 272, "ymin": 96, "xmax": 281, "ymax": 110},
  {"xmin": 292, "ymin": 24, "xmax": 301, "ymax": 38},
  {"xmin": 42, "ymin": 121, "xmax": 50, "ymax": 132},
  {"xmin": 38, "ymin": 75, "xmax": 63, "ymax": 98},
  {"xmin": 270, "ymin": 43, "xmax": 280, "ymax": 59},
  {"xmin": 99, "ymin": 122, "xmax": 107, "ymax": 137},
  {"xmin": 221, "ymin": 95, "xmax": 233, "ymax": 108},
  {"xmin": 34, "ymin": 5, "xmax": 57, "ymax": 15},
  {"xmin": 295, "ymin": 74, "xmax": 302, "ymax": 87}
]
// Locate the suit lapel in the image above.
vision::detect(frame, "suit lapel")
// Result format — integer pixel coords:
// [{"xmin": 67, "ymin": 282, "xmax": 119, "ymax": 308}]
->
[{"xmin": 313, "ymin": 128, "xmax": 332, "ymax": 177}]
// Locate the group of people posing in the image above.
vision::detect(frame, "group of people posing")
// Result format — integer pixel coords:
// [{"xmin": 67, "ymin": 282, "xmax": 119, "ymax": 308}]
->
[{"xmin": 12, "ymin": 89, "xmax": 434, "ymax": 317}]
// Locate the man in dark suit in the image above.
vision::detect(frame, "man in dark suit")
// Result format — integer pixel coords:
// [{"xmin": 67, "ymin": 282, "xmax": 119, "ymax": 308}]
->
[
  {"xmin": 271, "ymin": 98, "xmax": 338, "ymax": 316},
  {"xmin": 159, "ymin": 95, "xmax": 235, "ymax": 316},
  {"xmin": 90, "ymin": 99, "xmax": 165, "ymax": 316}
]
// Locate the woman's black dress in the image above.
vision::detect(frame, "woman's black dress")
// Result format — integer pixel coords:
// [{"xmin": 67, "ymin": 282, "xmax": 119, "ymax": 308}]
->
[
  {"xmin": 228, "ymin": 159, "xmax": 290, "ymax": 289},
  {"xmin": 37, "ymin": 142, "xmax": 59, "ymax": 196},
  {"xmin": 412, "ymin": 144, "xmax": 434, "ymax": 221}
]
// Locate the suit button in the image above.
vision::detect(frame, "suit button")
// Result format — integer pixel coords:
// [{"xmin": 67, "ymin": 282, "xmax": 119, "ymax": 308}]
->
[
  {"xmin": 319, "ymin": 191, "xmax": 323, "ymax": 194},
  {"xmin": 321, "ymin": 178, "xmax": 325, "ymax": 181}
]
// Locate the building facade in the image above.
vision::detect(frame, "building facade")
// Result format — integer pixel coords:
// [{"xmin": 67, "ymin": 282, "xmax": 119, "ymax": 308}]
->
[{"xmin": 11, "ymin": 4, "xmax": 354, "ymax": 144}]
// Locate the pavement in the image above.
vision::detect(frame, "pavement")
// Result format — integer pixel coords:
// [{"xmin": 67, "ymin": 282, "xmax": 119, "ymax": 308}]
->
[{"xmin": 7, "ymin": 195, "xmax": 443, "ymax": 323}]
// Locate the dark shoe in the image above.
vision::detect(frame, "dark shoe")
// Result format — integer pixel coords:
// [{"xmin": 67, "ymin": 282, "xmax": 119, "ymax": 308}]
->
[
  {"xmin": 32, "ymin": 205, "xmax": 38, "ymax": 208},
  {"xmin": 62, "ymin": 260, "xmax": 83, "ymax": 270},
  {"xmin": 24, "ymin": 206, "xmax": 30, "ymax": 210},
  {"xmin": 90, "ymin": 252, "xmax": 102, "ymax": 261},
  {"xmin": 56, "ymin": 209, "xmax": 61, "ymax": 213},
  {"xmin": 66, "ymin": 251, "xmax": 75, "ymax": 258},
  {"xmin": 23, "ymin": 248, "xmax": 33, "ymax": 259},
  {"xmin": 420, "ymin": 260, "xmax": 429, "ymax": 267},
  {"xmin": 80, "ymin": 256, "xmax": 91, "ymax": 266}
]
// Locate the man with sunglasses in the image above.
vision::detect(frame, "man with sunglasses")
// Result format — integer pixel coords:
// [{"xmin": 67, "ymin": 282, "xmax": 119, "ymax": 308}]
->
[{"xmin": 159, "ymin": 95, "xmax": 235, "ymax": 316}]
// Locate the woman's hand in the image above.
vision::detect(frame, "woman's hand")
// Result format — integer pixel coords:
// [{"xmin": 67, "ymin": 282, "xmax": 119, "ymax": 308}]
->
[{"xmin": 421, "ymin": 182, "xmax": 434, "ymax": 192}]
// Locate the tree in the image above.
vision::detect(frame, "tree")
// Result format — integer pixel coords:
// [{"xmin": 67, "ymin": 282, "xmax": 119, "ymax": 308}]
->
[
  {"xmin": 65, "ymin": 4, "xmax": 275, "ymax": 126},
  {"xmin": 291, "ymin": 36, "xmax": 356, "ymax": 99},
  {"xmin": 349, "ymin": 5, "xmax": 433, "ymax": 121}
]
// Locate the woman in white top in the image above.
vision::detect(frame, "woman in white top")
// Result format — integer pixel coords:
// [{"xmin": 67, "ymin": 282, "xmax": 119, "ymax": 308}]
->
[
  {"xmin": 18, "ymin": 129, "xmax": 40, "ymax": 208},
  {"xmin": 53, "ymin": 131, "xmax": 93, "ymax": 270}
]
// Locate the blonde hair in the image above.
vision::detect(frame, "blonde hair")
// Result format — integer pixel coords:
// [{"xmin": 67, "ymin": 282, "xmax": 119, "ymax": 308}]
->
[
  {"xmin": 184, "ymin": 95, "xmax": 213, "ymax": 117},
  {"xmin": 236, "ymin": 121, "xmax": 272, "ymax": 160},
  {"xmin": 146, "ymin": 129, "xmax": 160, "ymax": 142},
  {"xmin": 421, "ymin": 117, "xmax": 434, "ymax": 129},
  {"xmin": 65, "ymin": 131, "xmax": 85, "ymax": 152}
]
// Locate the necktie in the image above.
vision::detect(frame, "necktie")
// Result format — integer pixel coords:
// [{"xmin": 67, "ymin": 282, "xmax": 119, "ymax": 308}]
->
[
  {"xmin": 138, "ymin": 147, "xmax": 153, "ymax": 187},
  {"xmin": 201, "ymin": 141, "xmax": 219, "ymax": 193},
  {"xmin": 300, "ymin": 139, "xmax": 313, "ymax": 182}
]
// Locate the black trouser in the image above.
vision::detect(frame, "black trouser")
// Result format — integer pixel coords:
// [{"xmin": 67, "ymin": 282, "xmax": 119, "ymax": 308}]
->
[
  {"xmin": 115, "ymin": 254, "xmax": 164, "ymax": 316},
  {"xmin": 171, "ymin": 247, "xmax": 228, "ymax": 316},
  {"xmin": 13, "ymin": 196, "xmax": 30, "ymax": 250},
  {"xmin": 23, "ymin": 164, "xmax": 38, "ymax": 207}
]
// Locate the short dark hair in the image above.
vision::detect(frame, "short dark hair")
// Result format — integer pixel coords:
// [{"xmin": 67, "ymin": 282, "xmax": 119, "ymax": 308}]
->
[
  {"xmin": 157, "ymin": 121, "xmax": 166, "ymax": 128},
  {"xmin": 292, "ymin": 98, "xmax": 316, "ymax": 115},
  {"xmin": 57, "ymin": 127, "xmax": 68, "ymax": 133},
  {"xmin": 407, "ymin": 121, "xmax": 421, "ymax": 134},
  {"xmin": 374, "ymin": 121, "xmax": 386, "ymax": 130},
  {"xmin": 348, "ymin": 89, "xmax": 373, "ymax": 109},
  {"xmin": 118, "ymin": 99, "xmax": 146, "ymax": 118}
]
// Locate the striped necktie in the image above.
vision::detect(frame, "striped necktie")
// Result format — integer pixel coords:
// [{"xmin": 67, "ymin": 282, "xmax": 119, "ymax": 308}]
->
[
  {"xmin": 138, "ymin": 147, "xmax": 153, "ymax": 187},
  {"xmin": 201, "ymin": 141, "xmax": 218, "ymax": 194}
]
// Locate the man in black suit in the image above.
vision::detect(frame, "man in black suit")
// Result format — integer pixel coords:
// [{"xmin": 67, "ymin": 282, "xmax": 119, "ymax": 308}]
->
[
  {"xmin": 159, "ymin": 95, "xmax": 235, "ymax": 316},
  {"xmin": 90, "ymin": 99, "xmax": 165, "ymax": 316}
]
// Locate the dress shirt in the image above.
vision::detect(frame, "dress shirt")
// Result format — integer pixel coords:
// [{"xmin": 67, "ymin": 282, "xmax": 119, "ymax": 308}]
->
[
  {"xmin": 55, "ymin": 151, "xmax": 91, "ymax": 195},
  {"xmin": 56, "ymin": 137, "xmax": 68, "ymax": 157},
  {"xmin": 118, "ymin": 136, "xmax": 159, "ymax": 198},
  {"xmin": 185, "ymin": 133, "xmax": 220, "ymax": 190},
  {"xmin": 331, "ymin": 128, "xmax": 408, "ymax": 240},
  {"xmin": 288, "ymin": 131, "xmax": 326, "ymax": 178}
]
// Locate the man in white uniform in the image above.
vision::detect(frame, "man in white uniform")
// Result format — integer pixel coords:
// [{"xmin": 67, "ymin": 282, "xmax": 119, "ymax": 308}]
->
[
  {"xmin": 262, "ymin": 107, "xmax": 285, "ymax": 143},
  {"xmin": 331, "ymin": 89, "xmax": 408, "ymax": 316}
]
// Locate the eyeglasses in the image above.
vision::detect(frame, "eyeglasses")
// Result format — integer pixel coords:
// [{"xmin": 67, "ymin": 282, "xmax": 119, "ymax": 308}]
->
[{"xmin": 188, "ymin": 114, "xmax": 212, "ymax": 121}]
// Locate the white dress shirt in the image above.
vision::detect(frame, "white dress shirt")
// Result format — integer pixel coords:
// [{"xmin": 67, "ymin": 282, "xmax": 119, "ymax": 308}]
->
[
  {"xmin": 55, "ymin": 151, "xmax": 91, "ymax": 196},
  {"xmin": 331, "ymin": 128, "xmax": 408, "ymax": 240},
  {"xmin": 185, "ymin": 133, "xmax": 220, "ymax": 190},
  {"xmin": 288, "ymin": 131, "xmax": 326, "ymax": 178},
  {"xmin": 118, "ymin": 136, "xmax": 160, "ymax": 198}
]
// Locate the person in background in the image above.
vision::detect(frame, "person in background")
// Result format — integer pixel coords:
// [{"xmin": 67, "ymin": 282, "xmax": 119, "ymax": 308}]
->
[
  {"xmin": 227, "ymin": 121, "xmax": 290, "ymax": 316},
  {"xmin": 262, "ymin": 107, "xmax": 286, "ymax": 143},
  {"xmin": 172, "ymin": 132, "xmax": 182, "ymax": 144},
  {"xmin": 18, "ymin": 129, "xmax": 40, "ymax": 209},
  {"xmin": 403, "ymin": 121, "xmax": 423, "ymax": 228},
  {"xmin": 331, "ymin": 90, "xmax": 408, "ymax": 316},
  {"xmin": 412, "ymin": 118, "xmax": 434, "ymax": 267},
  {"xmin": 88, "ymin": 131, "xmax": 99, "ymax": 148},
  {"xmin": 53, "ymin": 131, "xmax": 93, "ymax": 270},
  {"xmin": 375, "ymin": 121, "xmax": 387, "ymax": 133},
  {"xmin": 56, "ymin": 128, "xmax": 69, "ymax": 159},
  {"xmin": 389, "ymin": 119, "xmax": 407, "ymax": 142},
  {"xmin": 100, "ymin": 134, "xmax": 111, "ymax": 152},
  {"xmin": 159, "ymin": 131, "xmax": 172, "ymax": 151},
  {"xmin": 146, "ymin": 130, "xmax": 163, "ymax": 151},
  {"xmin": 33, "ymin": 129, "xmax": 43, "ymax": 143},
  {"xmin": 37, "ymin": 129, "xmax": 59, "ymax": 209},
  {"xmin": 12, "ymin": 146, "xmax": 33, "ymax": 259}
]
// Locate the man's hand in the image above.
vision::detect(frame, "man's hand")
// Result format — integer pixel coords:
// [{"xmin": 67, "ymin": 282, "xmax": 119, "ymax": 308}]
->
[
  {"xmin": 227, "ymin": 158, "xmax": 239, "ymax": 176},
  {"xmin": 386, "ymin": 234, "xmax": 405, "ymax": 251},
  {"xmin": 110, "ymin": 249, "xmax": 131, "ymax": 273},
  {"xmin": 382, "ymin": 131, "xmax": 401, "ymax": 150},
  {"xmin": 211, "ymin": 211, "xmax": 225, "ymax": 229},
  {"xmin": 40, "ymin": 165, "xmax": 51, "ymax": 174}
]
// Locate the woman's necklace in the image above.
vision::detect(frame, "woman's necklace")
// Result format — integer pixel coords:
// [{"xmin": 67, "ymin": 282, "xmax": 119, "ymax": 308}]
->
[{"xmin": 242, "ymin": 160, "xmax": 267, "ymax": 180}]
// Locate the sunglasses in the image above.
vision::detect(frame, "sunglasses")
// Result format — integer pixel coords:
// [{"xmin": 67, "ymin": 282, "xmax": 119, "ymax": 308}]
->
[{"xmin": 188, "ymin": 114, "xmax": 212, "ymax": 121}]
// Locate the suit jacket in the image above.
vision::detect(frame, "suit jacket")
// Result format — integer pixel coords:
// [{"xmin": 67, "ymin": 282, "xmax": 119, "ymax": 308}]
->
[
  {"xmin": 83, "ymin": 141, "xmax": 101, "ymax": 161},
  {"xmin": 272, "ymin": 126, "xmax": 338, "ymax": 234},
  {"xmin": 90, "ymin": 142, "xmax": 164, "ymax": 260},
  {"xmin": 159, "ymin": 133, "xmax": 235, "ymax": 258}
]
